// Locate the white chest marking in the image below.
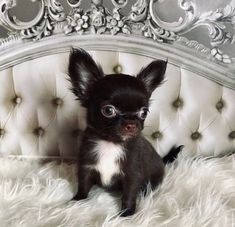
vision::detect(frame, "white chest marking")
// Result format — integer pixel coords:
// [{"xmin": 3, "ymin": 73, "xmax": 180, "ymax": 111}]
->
[{"xmin": 89, "ymin": 140, "xmax": 125, "ymax": 186}]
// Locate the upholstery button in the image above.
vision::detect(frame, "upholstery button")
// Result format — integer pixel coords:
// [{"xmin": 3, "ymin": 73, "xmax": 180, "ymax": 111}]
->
[
  {"xmin": 34, "ymin": 127, "xmax": 44, "ymax": 137},
  {"xmin": 172, "ymin": 98, "xmax": 183, "ymax": 109},
  {"xmin": 191, "ymin": 132, "xmax": 201, "ymax": 140},
  {"xmin": 216, "ymin": 100, "xmax": 224, "ymax": 111},
  {"xmin": 113, "ymin": 64, "xmax": 123, "ymax": 74},
  {"xmin": 0, "ymin": 128, "xmax": 5, "ymax": 137},
  {"xmin": 12, "ymin": 96, "xmax": 22, "ymax": 104},
  {"xmin": 229, "ymin": 131, "xmax": 235, "ymax": 139},
  {"xmin": 151, "ymin": 131, "xmax": 162, "ymax": 139},
  {"xmin": 52, "ymin": 98, "xmax": 63, "ymax": 107}
]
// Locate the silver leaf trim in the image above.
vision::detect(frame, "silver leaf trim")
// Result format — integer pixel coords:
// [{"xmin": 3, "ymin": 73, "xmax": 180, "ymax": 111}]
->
[{"xmin": 0, "ymin": 0, "xmax": 234, "ymax": 64}]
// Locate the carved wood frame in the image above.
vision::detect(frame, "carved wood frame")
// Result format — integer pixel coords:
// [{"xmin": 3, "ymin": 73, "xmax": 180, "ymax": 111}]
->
[{"xmin": 0, "ymin": 0, "xmax": 235, "ymax": 89}]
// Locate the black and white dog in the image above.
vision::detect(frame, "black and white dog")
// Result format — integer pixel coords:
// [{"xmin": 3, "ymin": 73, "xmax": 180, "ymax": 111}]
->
[{"xmin": 68, "ymin": 48, "xmax": 181, "ymax": 216}]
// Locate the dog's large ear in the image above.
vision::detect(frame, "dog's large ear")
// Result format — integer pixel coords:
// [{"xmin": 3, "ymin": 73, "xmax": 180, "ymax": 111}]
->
[
  {"xmin": 68, "ymin": 48, "xmax": 104, "ymax": 106},
  {"xmin": 136, "ymin": 60, "xmax": 167, "ymax": 96}
]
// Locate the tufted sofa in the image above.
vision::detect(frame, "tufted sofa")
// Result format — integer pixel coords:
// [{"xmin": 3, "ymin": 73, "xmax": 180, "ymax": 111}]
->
[
  {"xmin": 1, "ymin": 1, "xmax": 235, "ymax": 226},
  {"xmin": 1, "ymin": 49, "xmax": 235, "ymax": 159},
  {"xmin": 0, "ymin": 0, "xmax": 235, "ymax": 160}
]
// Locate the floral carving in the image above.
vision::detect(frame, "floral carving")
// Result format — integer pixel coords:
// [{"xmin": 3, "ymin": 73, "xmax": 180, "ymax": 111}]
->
[
  {"xmin": 128, "ymin": 0, "xmax": 235, "ymax": 63},
  {"xmin": 64, "ymin": 4, "xmax": 130, "ymax": 36},
  {"xmin": 64, "ymin": 9, "xmax": 89, "ymax": 34},
  {"xmin": 0, "ymin": 0, "xmax": 235, "ymax": 64},
  {"xmin": 211, "ymin": 48, "xmax": 232, "ymax": 64},
  {"xmin": 142, "ymin": 19, "xmax": 177, "ymax": 42},
  {"xmin": 194, "ymin": 2, "xmax": 235, "ymax": 47},
  {"xmin": 2, "ymin": 0, "xmax": 66, "ymax": 40},
  {"xmin": 106, "ymin": 9, "xmax": 130, "ymax": 35},
  {"xmin": 21, "ymin": 8, "xmax": 53, "ymax": 40},
  {"xmin": 90, "ymin": 5, "xmax": 107, "ymax": 34}
]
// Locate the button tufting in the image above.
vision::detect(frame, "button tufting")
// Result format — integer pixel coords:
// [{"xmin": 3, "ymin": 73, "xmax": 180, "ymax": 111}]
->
[
  {"xmin": 34, "ymin": 127, "xmax": 45, "ymax": 137},
  {"xmin": 52, "ymin": 97, "xmax": 63, "ymax": 107},
  {"xmin": 216, "ymin": 100, "xmax": 224, "ymax": 112},
  {"xmin": 191, "ymin": 132, "xmax": 201, "ymax": 140},
  {"xmin": 229, "ymin": 131, "xmax": 235, "ymax": 139},
  {"xmin": 0, "ymin": 128, "xmax": 5, "ymax": 137},
  {"xmin": 113, "ymin": 64, "xmax": 123, "ymax": 74},
  {"xmin": 12, "ymin": 96, "xmax": 22, "ymax": 104},
  {"xmin": 172, "ymin": 98, "xmax": 183, "ymax": 109},
  {"xmin": 151, "ymin": 131, "xmax": 162, "ymax": 139}
]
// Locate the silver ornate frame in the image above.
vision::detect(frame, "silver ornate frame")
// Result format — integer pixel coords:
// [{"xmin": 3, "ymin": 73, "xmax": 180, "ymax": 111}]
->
[{"xmin": 0, "ymin": 0, "xmax": 235, "ymax": 89}]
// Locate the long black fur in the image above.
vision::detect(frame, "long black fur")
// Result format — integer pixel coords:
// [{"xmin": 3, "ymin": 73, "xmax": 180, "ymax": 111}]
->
[{"xmin": 68, "ymin": 48, "xmax": 181, "ymax": 217}]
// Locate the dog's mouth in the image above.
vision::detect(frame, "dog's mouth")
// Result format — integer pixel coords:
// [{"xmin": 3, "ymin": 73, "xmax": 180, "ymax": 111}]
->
[
  {"xmin": 120, "ymin": 129, "xmax": 140, "ymax": 141},
  {"xmin": 121, "ymin": 134, "xmax": 136, "ymax": 141}
]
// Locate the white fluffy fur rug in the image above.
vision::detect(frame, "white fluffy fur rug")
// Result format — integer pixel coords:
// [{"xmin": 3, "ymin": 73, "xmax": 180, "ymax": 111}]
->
[{"xmin": 0, "ymin": 154, "xmax": 234, "ymax": 227}]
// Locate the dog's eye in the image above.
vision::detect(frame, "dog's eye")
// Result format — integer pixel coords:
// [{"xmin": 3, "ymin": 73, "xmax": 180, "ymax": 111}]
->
[
  {"xmin": 101, "ymin": 105, "xmax": 117, "ymax": 118},
  {"xmin": 138, "ymin": 107, "xmax": 149, "ymax": 120}
]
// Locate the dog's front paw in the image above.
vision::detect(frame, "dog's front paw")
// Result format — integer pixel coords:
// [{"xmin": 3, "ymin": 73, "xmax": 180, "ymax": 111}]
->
[
  {"xmin": 73, "ymin": 192, "xmax": 88, "ymax": 201},
  {"xmin": 120, "ymin": 207, "xmax": 135, "ymax": 217}
]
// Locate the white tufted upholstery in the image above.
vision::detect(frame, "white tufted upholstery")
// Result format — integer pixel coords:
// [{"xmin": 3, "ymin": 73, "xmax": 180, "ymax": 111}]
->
[{"xmin": 0, "ymin": 51, "xmax": 235, "ymax": 158}]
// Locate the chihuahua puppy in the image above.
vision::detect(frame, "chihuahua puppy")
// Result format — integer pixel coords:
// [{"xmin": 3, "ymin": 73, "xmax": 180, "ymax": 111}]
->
[{"xmin": 68, "ymin": 48, "xmax": 181, "ymax": 217}]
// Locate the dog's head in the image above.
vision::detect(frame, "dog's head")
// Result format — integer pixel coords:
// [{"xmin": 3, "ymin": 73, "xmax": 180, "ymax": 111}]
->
[{"xmin": 68, "ymin": 48, "xmax": 167, "ymax": 142}]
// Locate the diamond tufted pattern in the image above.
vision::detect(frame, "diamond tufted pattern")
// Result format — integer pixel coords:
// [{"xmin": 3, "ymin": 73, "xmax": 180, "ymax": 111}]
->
[{"xmin": 0, "ymin": 51, "xmax": 235, "ymax": 158}]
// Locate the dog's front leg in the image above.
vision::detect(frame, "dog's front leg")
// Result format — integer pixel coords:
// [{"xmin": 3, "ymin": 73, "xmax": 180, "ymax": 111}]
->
[
  {"xmin": 73, "ymin": 166, "xmax": 94, "ymax": 200},
  {"xmin": 121, "ymin": 176, "xmax": 142, "ymax": 217}
]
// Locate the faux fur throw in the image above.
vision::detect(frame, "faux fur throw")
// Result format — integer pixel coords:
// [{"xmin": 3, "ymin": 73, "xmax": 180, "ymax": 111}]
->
[{"xmin": 0, "ymin": 154, "xmax": 234, "ymax": 227}]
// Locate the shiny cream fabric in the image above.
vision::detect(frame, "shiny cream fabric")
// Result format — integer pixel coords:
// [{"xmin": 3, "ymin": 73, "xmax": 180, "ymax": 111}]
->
[{"xmin": 0, "ymin": 51, "xmax": 235, "ymax": 158}]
